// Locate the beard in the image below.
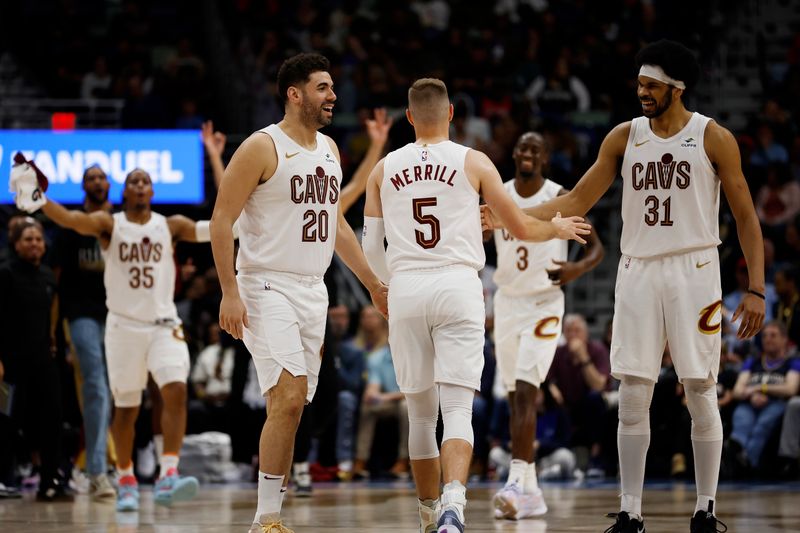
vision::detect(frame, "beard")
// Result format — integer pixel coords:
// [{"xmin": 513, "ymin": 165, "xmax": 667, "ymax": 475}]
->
[
  {"xmin": 301, "ymin": 100, "xmax": 332, "ymax": 128},
  {"xmin": 642, "ymin": 90, "xmax": 673, "ymax": 118},
  {"xmin": 86, "ymin": 189, "xmax": 108, "ymax": 205}
]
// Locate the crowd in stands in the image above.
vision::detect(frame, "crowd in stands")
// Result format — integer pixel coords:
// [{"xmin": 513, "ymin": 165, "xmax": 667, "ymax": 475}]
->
[{"xmin": 0, "ymin": 0, "xmax": 799, "ymax": 502}]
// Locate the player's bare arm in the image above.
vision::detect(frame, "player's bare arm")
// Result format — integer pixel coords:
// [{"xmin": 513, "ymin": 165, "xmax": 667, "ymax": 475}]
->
[
  {"xmin": 481, "ymin": 123, "xmax": 630, "ymax": 231},
  {"xmin": 546, "ymin": 189, "xmax": 606, "ymax": 286},
  {"xmin": 42, "ymin": 199, "xmax": 115, "ymax": 246},
  {"xmin": 328, "ymin": 143, "xmax": 388, "ymax": 316},
  {"xmin": 469, "ymin": 149, "xmax": 591, "ymax": 243},
  {"xmin": 210, "ymin": 132, "xmax": 277, "ymax": 339},
  {"xmin": 706, "ymin": 120, "xmax": 766, "ymax": 339},
  {"xmin": 339, "ymin": 108, "xmax": 392, "ymax": 213},
  {"xmin": 167, "ymin": 214, "xmax": 205, "ymax": 243}
]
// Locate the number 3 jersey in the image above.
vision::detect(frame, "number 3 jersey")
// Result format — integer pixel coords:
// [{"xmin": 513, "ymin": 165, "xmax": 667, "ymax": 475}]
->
[
  {"xmin": 381, "ymin": 140, "xmax": 484, "ymax": 275},
  {"xmin": 102, "ymin": 211, "xmax": 178, "ymax": 322},
  {"xmin": 620, "ymin": 112, "xmax": 721, "ymax": 258},
  {"xmin": 236, "ymin": 124, "xmax": 341, "ymax": 277},
  {"xmin": 493, "ymin": 179, "xmax": 567, "ymax": 296}
]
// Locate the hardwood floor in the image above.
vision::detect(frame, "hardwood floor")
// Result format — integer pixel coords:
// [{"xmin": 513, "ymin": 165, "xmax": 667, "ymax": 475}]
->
[{"xmin": 1, "ymin": 481, "xmax": 798, "ymax": 532}]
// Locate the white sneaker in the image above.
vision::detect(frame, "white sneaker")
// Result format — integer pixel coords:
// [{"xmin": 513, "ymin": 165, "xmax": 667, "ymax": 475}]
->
[
  {"xmin": 419, "ymin": 499, "xmax": 439, "ymax": 533},
  {"xmin": 516, "ymin": 488, "xmax": 548, "ymax": 518},
  {"xmin": 89, "ymin": 473, "xmax": 116, "ymax": 501},
  {"xmin": 492, "ymin": 483, "xmax": 522, "ymax": 520}
]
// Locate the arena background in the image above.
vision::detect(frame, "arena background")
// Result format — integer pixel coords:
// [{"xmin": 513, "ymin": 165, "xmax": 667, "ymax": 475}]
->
[{"xmin": 0, "ymin": 1, "xmax": 799, "ymax": 531}]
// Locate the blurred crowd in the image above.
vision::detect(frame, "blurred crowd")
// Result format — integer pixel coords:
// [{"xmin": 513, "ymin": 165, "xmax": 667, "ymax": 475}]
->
[{"xmin": 0, "ymin": 0, "xmax": 799, "ymax": 502}]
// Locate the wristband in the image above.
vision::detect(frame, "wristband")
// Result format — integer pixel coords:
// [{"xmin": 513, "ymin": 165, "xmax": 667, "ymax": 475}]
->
[
  {"xmin": 748, "ymin": 289, "xmax": 765, "ymax": 300},
  {"xmin": 761, "ymin": 383, "xmax": 768, "ymax": 394}
]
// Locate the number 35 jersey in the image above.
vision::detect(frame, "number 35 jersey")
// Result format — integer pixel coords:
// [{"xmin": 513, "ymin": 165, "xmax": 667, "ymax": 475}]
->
[
  {"xmin": 236, "ymin": 124, "xmax": 341, "ymax": 277},
  {"xmin": 102, "ymin": 211, "xmax": 178, "ymax": 323},
  {"xmin": 620, "ymin": 112, "xmax": 721, "ymax": 258},
  {"xmin": 381, "ymin": 141, "xmax": 484, "ymax": 275},
  {"xmin": 493, "ymin": 179, "xmax": 566, "ymax": 296}
]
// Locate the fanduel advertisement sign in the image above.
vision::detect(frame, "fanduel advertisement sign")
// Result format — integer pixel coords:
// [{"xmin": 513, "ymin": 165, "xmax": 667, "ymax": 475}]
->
[{"xmin": 0, "ymin": 130, "xmax": 203, "ymax": 204}]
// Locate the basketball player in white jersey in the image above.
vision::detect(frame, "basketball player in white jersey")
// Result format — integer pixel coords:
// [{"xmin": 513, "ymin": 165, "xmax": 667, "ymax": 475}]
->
[
  {"xmin": 11, "ymin": 166, "xmax": 205, "ymax": 512},
  {"xmin": 361, "ymin": 78, "xmax": 591, "ymax": 533},
  {"xmin": 209, "ymin": 53, "xmax": 388, "ymax": 533},
  {"xmin": 492, "ymin": 131, "xmax": 605, "ymax": 521},
  {"xmin": 483, "ymin": 40, "xmax": 765, "ymax": 533}
]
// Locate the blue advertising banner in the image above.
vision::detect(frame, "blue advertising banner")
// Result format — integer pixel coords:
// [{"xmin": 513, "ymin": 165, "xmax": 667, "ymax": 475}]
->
[{"xmin": 0, "ymin": 130, "xmax": 204, "ymax": 204}]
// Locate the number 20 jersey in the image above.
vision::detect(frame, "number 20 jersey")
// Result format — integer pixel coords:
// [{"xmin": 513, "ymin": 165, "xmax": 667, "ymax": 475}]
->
[
  {"xmin": 493, "ymin": 179, "xmax": 566, "ymax": 296},
  {"xmin": 620, "ymin": 112, "xmax": 721, "ymax": 258},
  {"xmin": 236, "ymin": 124, "xmax": 341, "ymax": 277},
  {"xmin": 381, "ymin": 140, "xmax": 485, "ymax": 275},
  {"xmin": 102, "ymin": 211, "xmax": 178, "ymax": 322}
]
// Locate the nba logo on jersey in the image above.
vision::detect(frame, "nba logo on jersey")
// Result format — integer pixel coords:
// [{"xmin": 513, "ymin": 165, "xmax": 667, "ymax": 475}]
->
[
  {"xmin": 421, "ymin": 150, "xmax": 428, "ymax": 162},
  {"xmin": 624, "ymin": 256, "xmax": 631, "ymax": 269},
  {"xmin": 264, "ymin": 281, "xmax": 271, "ymax": 291}
]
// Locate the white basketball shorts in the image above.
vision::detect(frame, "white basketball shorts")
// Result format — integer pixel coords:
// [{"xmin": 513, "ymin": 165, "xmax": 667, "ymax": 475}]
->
[
  {"xmin": 238, "ymin": 270, "xmax": 328, "ymax": 403},
  {"xmin": 611, "ymin": 247, "xmax": 722, "ymax": 383},
  {"xmin": 388, "ymin": 267, "xmax": 485, "ymax": 394},
  {"xmin": 494, "ymin": 288, "xmax": 564, "ymax": 390},
  {"xmin": 105, "ymin": 312, "xmax": 191, "ymax": 407}
]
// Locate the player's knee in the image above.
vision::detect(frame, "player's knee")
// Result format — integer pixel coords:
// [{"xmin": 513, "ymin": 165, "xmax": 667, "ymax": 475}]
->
[
  {"xmin": 271, "ymin": 386, "xmax": 307, "ymax": 421},
  {"xmin": 440, "ymin": 383, "xmax": 474, "ymax": 446},
  {"xmin": 684, "ymin": 378, "xmax": 722, "ymax": 441},
  {"xmin": 406, "ymin": 388, "xmax": 439, "ymax": 460},
  {"xmin": 617, "ymin": 376, "xmax": 654, "ymax": 434}
]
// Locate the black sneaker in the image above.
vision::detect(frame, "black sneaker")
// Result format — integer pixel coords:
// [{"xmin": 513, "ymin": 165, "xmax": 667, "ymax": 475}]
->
[
  {"xmin": 690, "ymin": 501, "xmax": 728, "ymax": 532},
  {"xmin": 36, "ymin": 481, "xmax": 74, "ymax": 503},
  {"xmin": 604, "ymin": 511, "xmax": 645, "ymax": 532}
]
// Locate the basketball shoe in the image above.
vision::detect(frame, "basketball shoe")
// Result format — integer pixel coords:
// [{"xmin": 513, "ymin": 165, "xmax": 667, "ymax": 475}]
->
[
  {"xmin": 248, "ymin": 513, "xmax": 295, "ymax": 532},
  {"xmin": 154, "ymin": 468, "xmax": 199, "ymax": 507},
  {"xmin": 493, "ymin": 483, "xmax": 547, "ymax": 519},
  {"xmin": 690, "ymin": 501, "xmax": 727, "ymax": 533},
  {"xmin": 604, "ymin": 511, "xmax": 645, "ymax": 532},
  {"xmin": 116, "ymin": 475, "xmax": 139, "ymax": 512}
]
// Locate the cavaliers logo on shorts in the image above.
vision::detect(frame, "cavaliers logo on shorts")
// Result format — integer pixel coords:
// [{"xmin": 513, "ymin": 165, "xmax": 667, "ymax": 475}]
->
[
  {"xmin": 172, "ymin": 325, "xmax": 186, "ymax": 342},
  {"xmin": 534, "ymin": 316, "xmax": 560, "ymax": 339},
  {"xmin": 697, "ymin": 300, "xmax": 722, "ymax": 335}
]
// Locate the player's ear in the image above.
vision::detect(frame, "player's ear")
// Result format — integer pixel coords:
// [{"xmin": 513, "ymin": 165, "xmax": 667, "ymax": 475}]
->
[
  {"xmin": 448, "ymin": 103, "xmax": 454, "ymax": 123},
  {"xmin": 406, "ymin": 108, "xmax": 414, "ymax": 126}
]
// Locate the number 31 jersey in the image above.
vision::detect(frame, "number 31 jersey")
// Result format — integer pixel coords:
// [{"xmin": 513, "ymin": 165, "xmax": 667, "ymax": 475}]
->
[
  {"xmin": 620, "ymin": 112, "xmax": 721, "ymax": 258},
  {"xmin": 493, "ymin": 179, "xmax": 566, "ymax": 296},
  {"xmin": 236, "ymin": 124, "xmax": 341, "ymax": 277},
  {"xmin": 381, "ymin": 140, "xmax": 485, "ymax": 275},
  {"xmin": 103, "ymin": 211, "xmax": 178, "ymax": 323}
]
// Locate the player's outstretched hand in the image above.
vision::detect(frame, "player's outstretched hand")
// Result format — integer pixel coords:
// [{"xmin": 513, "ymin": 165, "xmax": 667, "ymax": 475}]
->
[
  {"xmin": 370, "ymin": 283, "xmax": 389, "ymax": 319},
  {"xmin": 219, "ymin": 293, "xmax": 249, "ymax": 340},
  {"xmin": 480, "ymin": 204, "xmax": 502, "ymax": 231},
  {"xmin": 552, "ymin": 212, "xmax": 591, "ymax": 244},
  {"xmin": 365, "ymin": 108, "xmax": 393, "ymax": 146},
  {"xmin": 732, "ymin": 292, "xmax": 765, "ymax": 339},
  {"xmin": 201, "ymin": 120, "xmax": 227, "ymax": 158}
]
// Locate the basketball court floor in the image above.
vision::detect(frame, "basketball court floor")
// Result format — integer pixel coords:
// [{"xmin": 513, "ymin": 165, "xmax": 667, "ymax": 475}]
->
[{"xmin": 1, "ymin": 480, "xmax": 798, "ymax": 532}]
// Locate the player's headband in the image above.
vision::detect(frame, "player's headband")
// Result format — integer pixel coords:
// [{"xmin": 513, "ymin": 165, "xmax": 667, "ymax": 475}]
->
[{"xmin": 638, "ymin": 64, "xmax": 686, "ymax": 90}]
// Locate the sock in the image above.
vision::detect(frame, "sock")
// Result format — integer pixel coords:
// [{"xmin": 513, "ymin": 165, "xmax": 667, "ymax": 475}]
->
[
  {"xmin": 279, "ymin": 487, "xmax": 287, "ymax": 508},
  {"xmin": 293, "ymin": 461, "xmax": 309, "ymax": 476},
  {"xmin": 618, "ymin": 433, "xmax": 649, "ymax": 520},
  {"xmin": 254, "ymin": 473, "xmax": 284, "ymax": 523},
  {"xmin": 523, "ymin": 462, "xmax": 538, "ymax": 493},
  {"xmin": 441, "ymin": 480, "xmax": 467, "ymax": 523},
  {"xmin": 506, "ymin": 459, "xmax": 527, "ymax": 488},
  {"xmin": 118, "ymin": 462, "xmax": 134, "ymax": 479},
  {"xmin": 154, "ymin": 434, "xmax": 164, "ymax": 471},
  {"xmin": 692, "ymin": 438, "xmax": 721, "ymax": 515},
  {"xmin": 160, "ymin": 454, "xmax": 179, "ymax": 477}
]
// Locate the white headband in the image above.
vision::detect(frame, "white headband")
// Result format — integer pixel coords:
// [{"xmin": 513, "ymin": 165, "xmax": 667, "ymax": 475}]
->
[{"xmin": 639, "ymin": 64, "xmax": 686, "ymax": 90}]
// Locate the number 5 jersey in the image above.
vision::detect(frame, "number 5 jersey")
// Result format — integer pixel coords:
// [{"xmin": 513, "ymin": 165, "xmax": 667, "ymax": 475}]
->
[
  {"xmin": 381, "ymin": 140, "xmax": 485, "ymax": 275},
  {"xmin": 102, "ymin": 211, "xmax": 178, "ymax": 323}
]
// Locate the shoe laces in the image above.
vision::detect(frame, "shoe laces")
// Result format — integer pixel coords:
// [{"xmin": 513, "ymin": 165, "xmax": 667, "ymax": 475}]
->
[
  {"xmin": 259, "ymin": 520, "xmax": 294, "ymax": 533},
  {"xmin": 696, "ymin": 513, "xmax": 728, "ymax": 533},
  {"xmin": 604, "ymin": 513, "xmax": 640, "ymax": 533}
]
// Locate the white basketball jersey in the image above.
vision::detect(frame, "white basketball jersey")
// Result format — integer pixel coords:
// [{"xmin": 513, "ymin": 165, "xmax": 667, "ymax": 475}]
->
[
  {"xmin": 236, "ymin": 124, "xmax": 341, "ymax": 277},
  {"xmin": 381, "ymin": 141, "xmax": 485, "ymax": 275},
  {"xmin": 620, "ymin": 113, "xmax": 721, "ymax": 258},
  {"xmin": 102, "ymin": 212, "xmax": 178, "ymax": 322},
  {"xmin": 493, "ymin": 179, "xmax": 567, "ymax": 295}
]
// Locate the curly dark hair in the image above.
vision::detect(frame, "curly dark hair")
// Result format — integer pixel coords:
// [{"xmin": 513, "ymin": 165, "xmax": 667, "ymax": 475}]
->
[
  {"xmin": 635, "ymin": 39, "xmax": 700, "ymax": 92},
  {"xmin": 277, "ymin": 53, "xmax": 331, "ymax": 105}
]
